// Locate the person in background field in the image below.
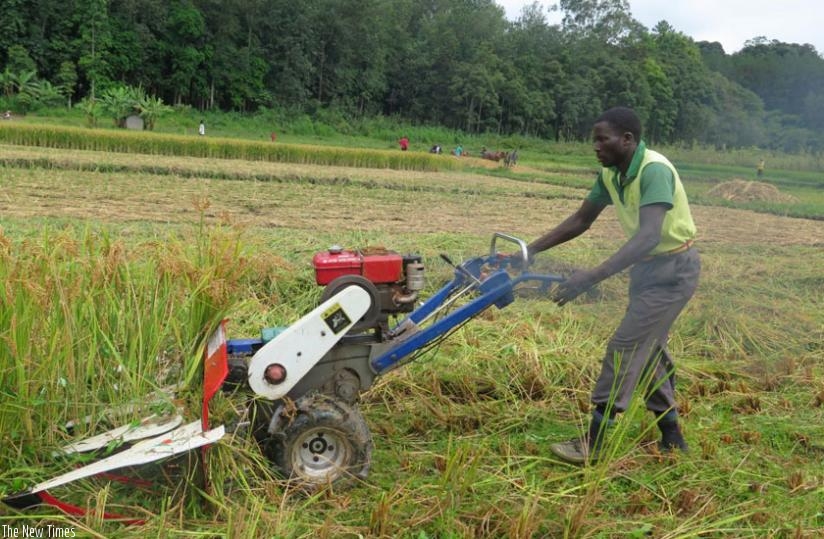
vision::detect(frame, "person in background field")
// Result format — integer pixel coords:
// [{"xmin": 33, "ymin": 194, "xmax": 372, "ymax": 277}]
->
[
  {"xmin": 198, "ymin": 120, "xmax": 205, "ymax": 136},
  {"xmin": 398, "ymin": 136, "xmax": 409, "ymax": 151},
  {"xmin": 521, "ymin": 106, "xmax": 700, "ymax": 464},
  {"xmin": 453, "ymin": 144, "xmax": 463, "ymax": 156},
  {"xmin": 270, "ymin": 132, "xmax": 277, "ymax": 142},
  {"xmin": 756, "ymin": 158, "xmax": 765, "ymax": 178},
  {"xmin": 505, "ymin": 149, "xmax": 518, "ymax": 168}
]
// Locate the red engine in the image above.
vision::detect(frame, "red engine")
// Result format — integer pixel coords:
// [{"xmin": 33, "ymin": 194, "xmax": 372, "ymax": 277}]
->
[
  {"xmin": 313, "ymin": 247, "xmax": 404, "ymax": 285},
  {"xmin": 312, "ymin": 246, "xmax": 425, "ymax": 331}
]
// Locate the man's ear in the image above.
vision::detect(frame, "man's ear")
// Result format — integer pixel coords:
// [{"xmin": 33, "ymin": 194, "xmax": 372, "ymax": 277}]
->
[{"xmin": 622, "ymin": 131, "xmax": 636, "ymax": 147}]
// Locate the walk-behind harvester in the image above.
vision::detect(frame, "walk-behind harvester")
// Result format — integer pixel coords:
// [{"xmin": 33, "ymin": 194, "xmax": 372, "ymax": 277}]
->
[{"xmin": 3, "ymin": 233, "xmax": 564, "ymax": 522}]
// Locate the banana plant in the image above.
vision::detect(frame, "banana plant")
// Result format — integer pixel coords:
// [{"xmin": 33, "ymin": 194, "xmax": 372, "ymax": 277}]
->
[
  {"xmin": 99, "ymin": 85, "xmax": 142, "ymax": 127},
  {"xmin": 137, "ymin": 94, "xmax": 172, "ymax": 131}
]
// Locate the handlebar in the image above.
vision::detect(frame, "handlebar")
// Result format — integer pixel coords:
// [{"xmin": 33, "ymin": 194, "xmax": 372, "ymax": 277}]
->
[{"xmin": 490, "ymin": 232, "xmax": 529, "ymax": 271}]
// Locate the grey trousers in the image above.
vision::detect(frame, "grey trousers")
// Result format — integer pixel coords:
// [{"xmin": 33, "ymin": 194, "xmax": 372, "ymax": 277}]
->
[{"xmin": 591, "ymin": 247, "xmax": 700, "ymax": 414}]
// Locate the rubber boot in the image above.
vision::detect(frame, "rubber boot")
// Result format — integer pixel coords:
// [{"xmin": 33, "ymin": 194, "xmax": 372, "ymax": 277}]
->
[
  {"xmin": 588, "ymin": 407, "xmax": 609, "ymax": 456},
  {"xmin": 656, "ymin": 410, "xmax": 688, "ymax": 452},
  {"xmin": 549, "ymin": 407, "xmax": 610, "ymax": 465}
]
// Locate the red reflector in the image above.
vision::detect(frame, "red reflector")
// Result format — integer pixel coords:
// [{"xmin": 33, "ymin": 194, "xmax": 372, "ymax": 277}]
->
[{"xmin": 264, "ymin": 364, "xmax": 287, "ymax": 384}]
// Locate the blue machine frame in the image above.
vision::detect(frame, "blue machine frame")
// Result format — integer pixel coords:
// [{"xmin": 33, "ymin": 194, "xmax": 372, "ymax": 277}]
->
[{"xmin": 370, "ymin": 257, "xmax": 564, "ymax": 373}]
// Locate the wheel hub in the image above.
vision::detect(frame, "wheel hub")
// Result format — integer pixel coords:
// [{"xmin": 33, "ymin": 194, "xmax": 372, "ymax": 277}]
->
[
  {"xmin": 292, "ymin": 427, "xmax": 350, "ymax": 481},
  {"xmin": 308, "ymin": 437, "xmax": 327, "ymax": 454}
]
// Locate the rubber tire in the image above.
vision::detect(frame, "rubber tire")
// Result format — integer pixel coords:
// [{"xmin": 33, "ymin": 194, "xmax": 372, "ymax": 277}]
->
[
  {"xmin": 265, "ymin": 393, "xmax": 372, "ymax": 489},
  {"xmin": 319, "ymin": 275, "xmax": 380, "ymax": 333}
]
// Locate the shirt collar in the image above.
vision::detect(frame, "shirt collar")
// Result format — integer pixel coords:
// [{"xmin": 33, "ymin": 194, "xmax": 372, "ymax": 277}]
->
[{"xmin": 608, "ymin": 140, "xmax": 646, "ymax": 184}]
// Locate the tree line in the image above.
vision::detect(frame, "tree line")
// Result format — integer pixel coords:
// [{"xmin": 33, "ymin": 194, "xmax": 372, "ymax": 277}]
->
[{"xmin": 1, "ymin": 0, "xmax": 823, "ymax": 152}]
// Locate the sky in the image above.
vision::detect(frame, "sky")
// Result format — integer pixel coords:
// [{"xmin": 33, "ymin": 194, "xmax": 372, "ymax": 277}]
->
[{"xmin": 497, "ymin": 0, "xmax": 824, "ymax": 55}]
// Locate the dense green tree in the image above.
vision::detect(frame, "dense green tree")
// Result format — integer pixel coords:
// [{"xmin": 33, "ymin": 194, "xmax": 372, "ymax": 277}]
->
[
  {"xmin": 559, "ymin": 0, "xmax": 644, "ymax": 44},
  {"xmin": 196, "ymin": 0, "xmax": 268, "ymax": 111},
  {"xmin": 107, "ymin": 0, "xmax": 168, "ymax": 97},
  {"xmin": 642, "ymin": 57, "xmax": 676, "ymax": 144},
  {"xmin": 74, "ymin": 0, "xmax": 115, "ymax": 100},
  {"xmin": 703, "ymin": 71, "xmax": 765, "ymax": 148},
  {"xmin": 0, "ymin": 0, "xmax": 28, "ymax": 67},
  {"xmin": 5, "ymin": 45, "xmax": 37, "ymax": 75},
  {"xmin": 55, "ymin": 61, "xmax": 79, "ymax": 106},
  {"xmin": 257, "ymin": 0, "xmax": 318, "ymax": 108},
  {"xmin": 728, "ymin": 39, "xmax": 824, "ymax": 139},
  {"xmin": 1, "ymin": 0, "xmax": 823, "ymax": 151},
  {"xmin": 731, "ymin": 39, "xmax": 823, "ymax": 114},
  {"xmin": 164, "ymin": 0, "xmax": 206, "ymax": 105},
  {"xmin": 20, "ymin": 0, "xmax": 76, "ymax": 80},
  {"xmin": 450, "ymin": 59, "xmax": 504, "ymax": 133},
  {"xmin": 383, "ymin": 0, "xmax": 509, "ymax": 131},
  {"xmin": 648, "ymin": 22, "xmax": 716, "ymax": 142},
  {"xmin": 503, "ymin": 3, "xmax": 563, "ymax": 137},
  {"xmin": 0, "ymin": 69, "xmax": 14, "ymax": 99},
  {"xmin": 802, "ymin": 92, "xmax": 824, "ymax": 133},
  {"xmin": 697, "ymin": 41, "xmax": 729, "ymax": 76}
]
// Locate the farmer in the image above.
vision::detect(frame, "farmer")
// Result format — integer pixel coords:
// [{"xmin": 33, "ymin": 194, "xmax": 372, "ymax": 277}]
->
[
  {"xmin": 198, "ymin": 120, "xmax": 206, "ymax": 136},
  {"xmin": 398, "ymin": 135, "xmax": 409, "ymax": 151},
  {"xmin": 505, "ymin": 149, "xmax": 518, "ymax": 168},
  {"xmin": 756, "ymin": 159, "xmax": 765, "ymax": 178},
  {"xmin": 523, "ymin": 106, "xmax": 700, "ymax": 464}
]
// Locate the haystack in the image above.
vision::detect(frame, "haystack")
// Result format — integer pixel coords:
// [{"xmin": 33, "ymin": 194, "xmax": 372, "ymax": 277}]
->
[{"xmin": 707, "ymin": 179, "xmax": 796, "ymax": 203}]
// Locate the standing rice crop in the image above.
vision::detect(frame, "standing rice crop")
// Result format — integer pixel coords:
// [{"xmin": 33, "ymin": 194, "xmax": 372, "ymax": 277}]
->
[
  {"xmin": 0, "ymin": 219, "xmax": 289, "ymax": 474},
  {"xmin": 0, "ymin": 123, "xmax": 461, "ymax": 172}
]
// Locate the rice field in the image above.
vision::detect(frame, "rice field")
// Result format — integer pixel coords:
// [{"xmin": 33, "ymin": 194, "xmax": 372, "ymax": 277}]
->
[
  {"xmin": 1, "ymin": 139, "xmax": 823, "ymax": 538},
  {"xmin": 0, "ymin": 123, "xmax": 461, "ymax": 172}
]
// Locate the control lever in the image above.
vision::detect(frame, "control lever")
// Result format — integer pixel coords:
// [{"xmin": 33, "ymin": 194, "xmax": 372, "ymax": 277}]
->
[{"xmin": 439, "ymin": 254, "xmax": 483, "ymax": 286}]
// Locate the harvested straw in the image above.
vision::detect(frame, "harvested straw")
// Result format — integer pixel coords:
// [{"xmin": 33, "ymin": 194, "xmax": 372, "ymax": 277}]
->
[{"xmin": 707, "ymin": 179, "xmax": 796, "ymax": 203}]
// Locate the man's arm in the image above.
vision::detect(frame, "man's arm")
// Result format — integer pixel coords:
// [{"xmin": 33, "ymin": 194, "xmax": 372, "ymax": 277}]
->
[
  {"xmin": 552, "ymin": 203, "xmax": 668, "ymax": 305},
  {"xmin": 527, "ymin": 199, "xmax": 607, "ymax": 260}
]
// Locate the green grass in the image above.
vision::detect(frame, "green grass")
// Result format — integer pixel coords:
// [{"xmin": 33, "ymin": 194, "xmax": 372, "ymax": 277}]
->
[
  {"xmin": 1, "ymin": 119, "xmax": 823, "ymax": 537},
  {"xmin": 3, "ymin": 229, "xmax": 821, "ymax": 537}
]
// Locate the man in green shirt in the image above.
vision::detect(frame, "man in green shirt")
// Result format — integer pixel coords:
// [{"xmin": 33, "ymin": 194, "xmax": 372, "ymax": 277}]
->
[{"xmin": 525, "ymin": 107, "xmax": 700, "ymax": 464}]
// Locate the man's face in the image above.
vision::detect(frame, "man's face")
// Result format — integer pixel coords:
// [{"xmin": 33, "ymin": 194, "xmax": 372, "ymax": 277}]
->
[{"xmin": 592, "ymin": 121, "xmax": 630, "ymax": 168}]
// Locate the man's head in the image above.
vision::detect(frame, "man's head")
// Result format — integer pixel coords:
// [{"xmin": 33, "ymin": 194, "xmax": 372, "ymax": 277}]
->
[{"xmin": 592, "ymin": 107, "xmax": 642, "ymax": 170}]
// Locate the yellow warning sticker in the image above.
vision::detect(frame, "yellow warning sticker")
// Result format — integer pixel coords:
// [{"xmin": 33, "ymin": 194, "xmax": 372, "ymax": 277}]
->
[{"xmin": 321, "ymin": 304, "xmax": 352, "ymax": 334}]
